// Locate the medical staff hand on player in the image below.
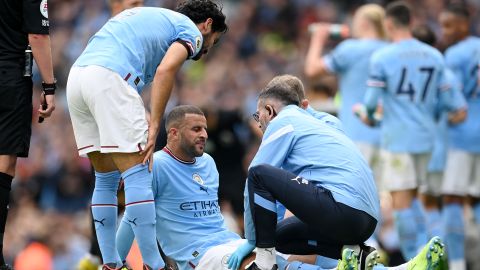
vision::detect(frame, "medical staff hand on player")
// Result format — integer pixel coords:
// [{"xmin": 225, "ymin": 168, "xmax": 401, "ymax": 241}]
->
[{"xmin": 227, "ymin": 240, "xmax": 255, "ymax": 270}]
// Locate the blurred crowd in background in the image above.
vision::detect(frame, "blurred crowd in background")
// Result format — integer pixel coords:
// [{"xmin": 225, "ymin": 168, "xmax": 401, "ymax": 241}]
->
[{"xmin": 4, "ymin": 0, "xmax": 480, "ymax": 269}]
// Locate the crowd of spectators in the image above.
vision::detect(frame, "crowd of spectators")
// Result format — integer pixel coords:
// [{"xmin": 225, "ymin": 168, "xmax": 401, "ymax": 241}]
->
[{"xmin": 4, "ymin": 0, "xmax": 480, "ymax": 269}]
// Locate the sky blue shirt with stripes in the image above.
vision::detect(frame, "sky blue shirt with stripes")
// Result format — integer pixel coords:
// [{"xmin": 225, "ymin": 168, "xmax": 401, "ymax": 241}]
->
[
  {"xmin": 323, "ymin": 39, "xmax": 387, "ymax": 145},
  {"xmin": 428, "ymin": 69, "xmax": 467, "ymax": 172},
  {"xmin": 74, "ymin": 7, "xmax": 202, "ymax": 93},
  {"xmin": 364, "ymin": 38, "xmax": 453, "ymax": 153},
  {"xmin": 152, "ymin": 149, "xmax": 239, "ymax": 269},
  {"xmin": 244, "ymin": 105, "xmax": 379, "ymax": 241},
  {"xmin": 444, "ymin": 36, "xmax": 480, "ymax": 153}
]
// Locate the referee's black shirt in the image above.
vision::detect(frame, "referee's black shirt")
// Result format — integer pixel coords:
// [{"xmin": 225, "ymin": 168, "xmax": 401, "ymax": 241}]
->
[{"xmin": 0, "ymin": 0, "xmax": 50, "ymax": 62}]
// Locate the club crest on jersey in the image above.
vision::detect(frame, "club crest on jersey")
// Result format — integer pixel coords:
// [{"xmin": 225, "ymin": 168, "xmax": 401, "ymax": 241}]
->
[
  {"xmin": 222, "ymin": 254, "xmax": 230, "ymax": 266},
  {"xmin": 40, "ymin": 0, "xmax": 48, "ymax": 19},
  {"xmin": 192, "ymin": 173, "xmax": 204, "ymax": 185},
  {"xmin": 195, "ymin": 36, "xmax": 201, "ymax": 50}
]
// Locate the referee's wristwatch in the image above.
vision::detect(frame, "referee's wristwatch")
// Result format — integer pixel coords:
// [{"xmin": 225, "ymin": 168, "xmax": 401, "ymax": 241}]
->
[{"xmin": 42, "ymin": 80, "xmax": 56, "ymax": 96}]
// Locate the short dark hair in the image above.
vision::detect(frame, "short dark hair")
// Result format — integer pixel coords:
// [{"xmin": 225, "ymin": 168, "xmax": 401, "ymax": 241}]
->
[
  {"xmin": 266, "ymin": 75, "xmax": 305, "ymax": 103},
  {"xmin": 445, "ymin": 3, "xmax": 470, "ymax": 19},
  {"xmin": 166, "ymin": 105, "xmax": 205, "ymax": 130},
  {"xmin": 412, "ymin": 25, "xmax": 436, "ymax": 46},
  {"xmin": 176, "ymin": 0, "xmax": 228, "ymax": 34},
  {"xmin": 258, "ymin": 84, "xmax": 300, "ymax": 107},
  {"xmin": 385, "ymin": 1, "xmax": 411, "ymax": 27}
]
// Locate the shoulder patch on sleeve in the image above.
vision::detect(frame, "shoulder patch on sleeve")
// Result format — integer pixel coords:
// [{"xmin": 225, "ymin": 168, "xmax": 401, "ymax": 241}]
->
[
  {"xmin": 40, "ymin": 0, "xmax": 48, "ymax": 19},
  {"xmin": 195, "ymin": 36, "xmax": 202, "ymax": 50}
]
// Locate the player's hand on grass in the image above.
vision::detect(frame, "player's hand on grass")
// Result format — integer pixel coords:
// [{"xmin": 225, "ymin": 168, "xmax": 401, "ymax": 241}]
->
[
  {"xmin": 227, "ymin": 240, "xmax": 255, "ymax": 270},
  {"xmin": 140, "ymin": 126, "xmax": 158, "ymax": 171}
]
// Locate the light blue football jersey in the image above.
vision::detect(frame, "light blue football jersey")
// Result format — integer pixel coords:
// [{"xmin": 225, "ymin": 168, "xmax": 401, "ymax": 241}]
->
[
  {"xmin": 364, "ymin": 38, "xmax": 453, "ymax": 153},
  {"xmin": 428, "ymin": 69, "xmax": 467, "ymax": 172},
  {"xmin": 445, "ymin": 36, "xmax": 480, "ymax": 153},
  {"xmin": 324, "ymin": 39, "xmax": 387, "ymax": 145},
  {"xmin": 74, "ymin": 7, "xmax": 203, "ymax": 93},
  {"xmin": 153, "ymin": 148, "xmax": 240, "ymax": 269},
  {"xmin": 244, "ymin": 105, "xmax": 379, "ymax": 241}
]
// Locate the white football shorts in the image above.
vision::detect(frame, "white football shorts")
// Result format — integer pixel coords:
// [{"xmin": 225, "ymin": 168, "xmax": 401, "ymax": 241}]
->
[
  {"xmin": 195, "ymin": 239, "xmax": 290, "ymax": 270},
  {"xmin": 442, "ymin": 149, "xmax": 480, "ymax": 197},
  {"xmin": 380, "ymin": 150, "xmax": 430, "ymax": 192},
  {"xmin": 422, "ymin": 171, "xmax": 443, "ymax": 196},
  {"xmin": 66, "ymin": 65, "xmax": 148, "ymax": 157},
  {"xmin": 195, "ymin": 239, "xmax": 248, "ymax": 270}
]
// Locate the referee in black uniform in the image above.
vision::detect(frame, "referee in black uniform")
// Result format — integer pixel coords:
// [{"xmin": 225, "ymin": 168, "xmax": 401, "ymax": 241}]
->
[{"xmin": 0, "ymin": 0, "xmax": 56, "ymax": 268}]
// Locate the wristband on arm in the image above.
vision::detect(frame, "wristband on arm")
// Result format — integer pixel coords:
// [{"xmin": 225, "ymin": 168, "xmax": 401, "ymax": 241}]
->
[
  {"xmin": 38, "ymin": 79, "xmax": 56, "ymax": 123},
  {"xmin": 42, "ymin": 80, "xmax": 56, "ymax": 95}
]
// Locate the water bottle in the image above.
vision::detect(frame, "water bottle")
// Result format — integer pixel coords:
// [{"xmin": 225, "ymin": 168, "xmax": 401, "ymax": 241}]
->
[
  {"xmin": 308, "ymin": 23, "xmax": 350, "ymax": 40},
  {"xmin": 24, "ymin": 45, "xmax": 33, "ymax": 77}
]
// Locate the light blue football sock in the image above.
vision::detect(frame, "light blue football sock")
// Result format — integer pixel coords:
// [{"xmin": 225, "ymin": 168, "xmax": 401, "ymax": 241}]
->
[
  {"xmin": 393, "ymin": 208, "xmax": 418, "ymax": 260},
  {"xmin": 116, "ymin": 218, "xmax": 135, "ymax": 262},
  {"xmin": 442, "ymin": 203, "xmax": 465, "ymax": 261},
  {"xmin": 411, "ymin": 199, "xmax": 428, "ymax": 249},
  {"xmin": 122, "ymin": 164, "xmax": 164, "ymax": 269},
  {"xmin": 92, "ymin": 170, "xmax": 122, "ymax": 266},
  {"xmin": 425, "ymin": 209, "xmax": 443, "ymax": 239},
  {"xmin": 315, "ymin": 255, "xmax": 338, "ymax": 268}
]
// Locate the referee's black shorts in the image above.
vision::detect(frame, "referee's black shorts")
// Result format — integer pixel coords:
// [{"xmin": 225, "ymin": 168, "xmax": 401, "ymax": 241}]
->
[{"xmin": 0, "ymin": 61, "xmax": 33, "ymax": 158}]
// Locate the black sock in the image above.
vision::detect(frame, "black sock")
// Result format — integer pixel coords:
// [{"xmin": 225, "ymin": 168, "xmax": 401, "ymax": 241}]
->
[{"xmin": 0, "ymin": 172, "xmax": 13, "ymax": 265}]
